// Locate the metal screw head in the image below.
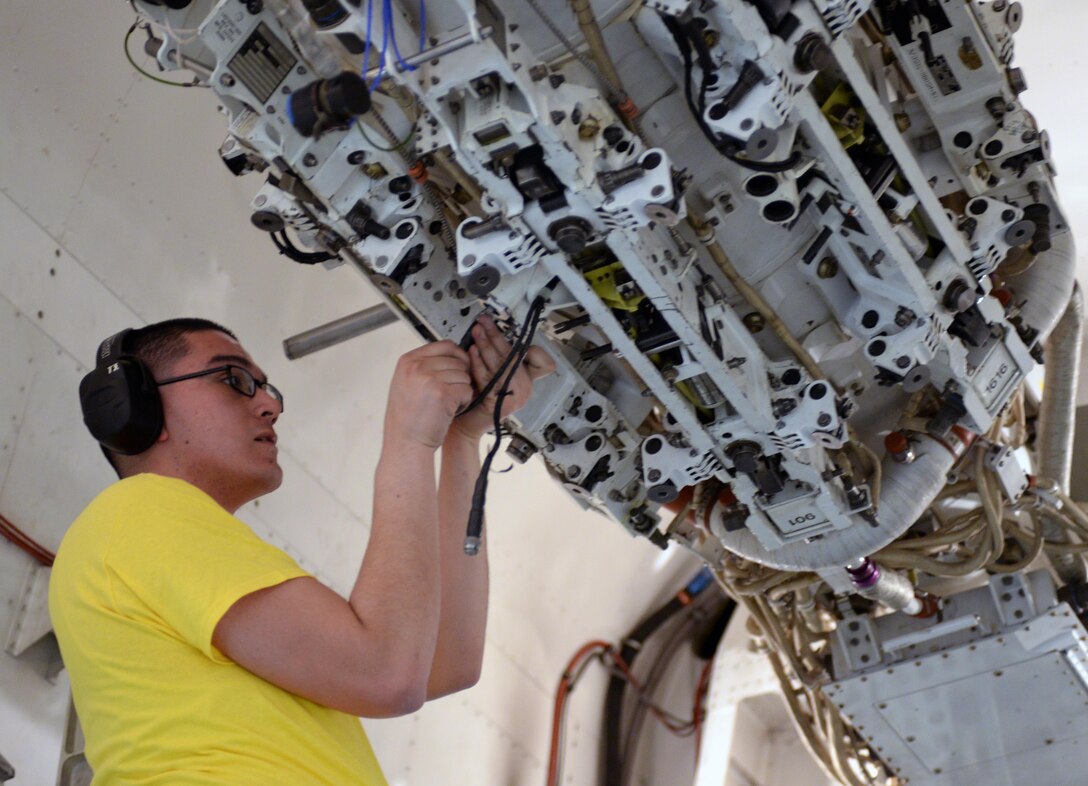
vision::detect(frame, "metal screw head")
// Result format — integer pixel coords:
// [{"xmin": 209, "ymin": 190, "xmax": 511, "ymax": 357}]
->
[
  {"xmin": 219, "ymin": 73, "xmax": 236, "ymax": 87},
  {"xmin": 647, "ymin": 469, "xmax": 662, "ymax": 482},
  {"xmin": 302, "ymin": 153, "xmax": 318, "ymax": 167},
  {"xmin": 347, "ymin": 150, "xmax": 366, "ymax": 165},
  {"xmin": 817, "ymin": 257, "xmax": 838, "ymax": 279}
]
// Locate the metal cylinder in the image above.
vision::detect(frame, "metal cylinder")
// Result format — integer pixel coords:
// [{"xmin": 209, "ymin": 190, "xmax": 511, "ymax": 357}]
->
[
  {"xmin": 365, "ymin": 27, "xmax": 493, "ymax": 79},
  {"xmin": 846, "ymin": 559, "xmax": 923, "ymax": 615},
  {"xmin": 283, "ymin": 304, "xmax": 399, "ymax": 359}
]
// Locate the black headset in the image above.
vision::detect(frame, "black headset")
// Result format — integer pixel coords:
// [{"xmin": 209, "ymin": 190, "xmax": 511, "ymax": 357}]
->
[{"xmin": 78, "ymin": 329, "xmax": 164, "ymax": 455}]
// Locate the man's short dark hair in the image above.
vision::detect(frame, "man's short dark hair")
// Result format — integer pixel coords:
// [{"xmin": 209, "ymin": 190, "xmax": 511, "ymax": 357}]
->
[{"xmin": 99, "ymin": 318, "xmax": 238, "ymax": 476}]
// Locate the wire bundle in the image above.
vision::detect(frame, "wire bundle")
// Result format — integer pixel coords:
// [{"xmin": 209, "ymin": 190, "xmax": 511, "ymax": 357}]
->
[
  {"xmin": 546, "ymin": 570, "xmax": 731, "ymax": 786},
  {"xmin": 462, "ymin": 293, "xmax": 549, "ymax": 554},
  {"xmin": 363, "ymin": 0, "xmax": 426, "ymax": 92}
]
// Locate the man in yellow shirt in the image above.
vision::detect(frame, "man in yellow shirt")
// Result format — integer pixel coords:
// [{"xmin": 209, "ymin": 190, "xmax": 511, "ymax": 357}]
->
[{"xmin": 50, "ymin": 316, "xmax": 553, "ymax": 784}]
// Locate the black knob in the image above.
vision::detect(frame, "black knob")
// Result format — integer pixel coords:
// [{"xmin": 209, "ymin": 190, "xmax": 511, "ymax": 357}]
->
[
  {"xmin": 795, "ymin": 33, "xmax": 833, "ymax": 74},
  {"xmin": 288, "ymin": 72, "xmax": 371, "ymax": 138}
]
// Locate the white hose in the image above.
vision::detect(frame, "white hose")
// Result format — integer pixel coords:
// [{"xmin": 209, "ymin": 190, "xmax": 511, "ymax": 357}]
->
[
  {"xmin": 1006, "ymin": 231, "xmax": 1077, "ymax": 343},
  {"xmin": 1037, "ymin": 285, "xmax": 1085, "ymax": 582}
]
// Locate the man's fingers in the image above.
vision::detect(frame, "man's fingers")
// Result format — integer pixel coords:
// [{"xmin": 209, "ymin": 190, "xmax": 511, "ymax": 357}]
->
[
  {"xmin": 523, "ymin": 346, "xmax": 557, "ymax": 380},
  {"xmin": 470, "ymin": 317, "xmax": 511, "ymax": 373},
  {"xmin": 413, "ymin": 339, "xmax": 470, "ymax": 363}
]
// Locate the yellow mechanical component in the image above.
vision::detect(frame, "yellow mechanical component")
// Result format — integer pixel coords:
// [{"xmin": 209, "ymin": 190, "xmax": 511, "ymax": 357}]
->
[
  {"xmin": 821, "ymin": 83, "xmax": 866, "ymax": 149},
  {"xmin": 584, "ymin": 262, "xmax": 645, "ymax": 312}
]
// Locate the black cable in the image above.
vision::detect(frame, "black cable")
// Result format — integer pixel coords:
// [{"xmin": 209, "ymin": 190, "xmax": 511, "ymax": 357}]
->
[
  {"xmin": 659, "ymin": 13, "xmax": 802, "ymax": 175},
  {"xmin": 463, "ymin": 296, "xmax": 547, "ymax": 555},
  {"xmin": 619, "ymin": 611, "xmax": 703, "ymax": 786},
  {"xmin": 725, "ymin": 150, "xmax": 803, "ymax": 173},
  {"xmin": 603, "ymin": 596, "xmax": 685, "ymax": 786},
  {"xmin": 270, "ymin": 230, "xmax": 337, "ymax": 264},
  {"xmin": 123, "ymin": 22, "xmax": 206, "ymax": 88},
  {"xmin": 454, "ymin": 305, "xmax": 538, "ymax": 418}
]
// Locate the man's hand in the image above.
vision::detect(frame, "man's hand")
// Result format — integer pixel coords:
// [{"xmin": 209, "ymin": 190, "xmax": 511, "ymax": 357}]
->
[
  {"xmin": 453, "ymin": 315, "xmax": 556, "ymax": 441},
  {"xmin": 384, "ymin": 341, "xmax": 474, "ymax": 450}
]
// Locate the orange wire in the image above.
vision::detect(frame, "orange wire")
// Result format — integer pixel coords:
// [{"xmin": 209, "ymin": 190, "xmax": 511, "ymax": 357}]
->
[
  {"xmin": 0, "ymin": 514, "xmax": 54, "ymax": 566},
  {"xmin": 693, "ymin": 655, "xmax": 716, "ymax": 762},
  {"xmin": 548, "ymin": 640, "xmax": 613, "ymax": 786}
]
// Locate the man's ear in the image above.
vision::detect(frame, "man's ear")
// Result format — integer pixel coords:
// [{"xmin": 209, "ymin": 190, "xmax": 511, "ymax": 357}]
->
[{"xmin": 156, "ymin": 424, "xmax": 170, "ymax": 444}]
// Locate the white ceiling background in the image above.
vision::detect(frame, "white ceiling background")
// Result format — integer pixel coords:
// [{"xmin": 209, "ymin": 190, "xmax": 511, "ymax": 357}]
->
[{"xmin": 0, "ymin": 1, "xmax": 1086, "ymax": 784}]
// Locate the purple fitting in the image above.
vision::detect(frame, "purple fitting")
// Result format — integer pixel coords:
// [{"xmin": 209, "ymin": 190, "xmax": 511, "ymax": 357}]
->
[{"xmin": 846, "ymin": 559, "xmax": 881, "ymax": 590}]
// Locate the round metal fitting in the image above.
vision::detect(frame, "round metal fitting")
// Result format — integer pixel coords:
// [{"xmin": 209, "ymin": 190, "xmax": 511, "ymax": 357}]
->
[
  {"xmin": 464, "ymin": 263, "xmax": 501, "ymax": 296},
  {"xmin": 817, "ymin": 257, "xmax": 838, "ymax": 279},
  {"xmin": 743, "ymin": 312, "xmax": 765, "ymax": 333}
]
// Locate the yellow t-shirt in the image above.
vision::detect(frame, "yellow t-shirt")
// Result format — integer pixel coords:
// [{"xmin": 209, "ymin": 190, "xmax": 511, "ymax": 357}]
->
[{"xmin": 49, "ymin": 473, "xmax": 388, "ymax": 785}]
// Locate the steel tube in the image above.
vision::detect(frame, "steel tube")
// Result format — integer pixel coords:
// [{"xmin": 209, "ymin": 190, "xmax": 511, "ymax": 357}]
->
[
  {"xmin": 365, "ymin": 26, "xmax": 493, "ymax": 79},
  {"xmin": 283, "ymin": 304, "xmax": 399, "ymax": 360}
]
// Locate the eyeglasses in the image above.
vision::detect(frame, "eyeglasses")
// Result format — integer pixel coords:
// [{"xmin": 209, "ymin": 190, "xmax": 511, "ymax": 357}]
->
[{"xmin": 156, "ymin": 365, "xmax": 284, "ymax": 412}]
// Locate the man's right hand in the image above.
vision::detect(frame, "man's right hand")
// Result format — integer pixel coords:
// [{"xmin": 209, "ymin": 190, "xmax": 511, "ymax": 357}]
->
[{"xmin": 383, "ymin": 341, "xmax": 474, "ymax": 450}]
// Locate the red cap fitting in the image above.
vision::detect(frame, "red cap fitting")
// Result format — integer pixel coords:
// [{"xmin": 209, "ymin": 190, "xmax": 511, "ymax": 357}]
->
[
  {"xmin": 884, "ymin": 431, "xmax": 915, "ymax": 463},
  {"xmin": 408, "ymin": 160, "xmax": 428, "ymax": 184},
  {"xmin": 884, "ymin": 431, "xmax": 909, "ymax": 454},
  {"xmin": 616, "ymin": 97, "xmax": 638, "ymax": 120}
]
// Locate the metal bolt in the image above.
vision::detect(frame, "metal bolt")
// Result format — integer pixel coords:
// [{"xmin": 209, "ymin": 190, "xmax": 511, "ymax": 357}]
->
[
  {"xmin": 219, "ymin": 73, "xmax": 236, "ymax": 87},
  {"xmin": 302, "ymin": 153, "xmax": 318, "ymax": 167},
  {"xmin": 363, "ymin": 163, "xmax": 388, "ymax": 179},
  {"xmin": 348, "ymin": 150, "xmax": 366, "ymax": 165},
  {"xmin": 817, "ymin": 257, "xmax": 838, "ymax": 279},
  {"xmin": 743, "ymin": 312, "xmax": 765, "ymax": 333},
  {"xmin": 568, "ymin": 465, "xmax": 581, "ymax": 478},
  {"xmin": 647, "ymin": 469, "xmax": 662, "ymax": 482}
]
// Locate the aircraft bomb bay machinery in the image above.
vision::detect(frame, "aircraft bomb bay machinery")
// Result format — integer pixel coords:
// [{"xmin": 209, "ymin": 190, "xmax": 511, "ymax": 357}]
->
[{"xmin": 127, "ymin": 0, "xmax": 1088, "ymax": 782}]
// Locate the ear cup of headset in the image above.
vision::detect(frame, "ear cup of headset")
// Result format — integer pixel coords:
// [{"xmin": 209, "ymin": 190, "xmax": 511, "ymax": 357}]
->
[{"xmin": 79, "ymin": 356, "xmax": 163, "ymax": 455}]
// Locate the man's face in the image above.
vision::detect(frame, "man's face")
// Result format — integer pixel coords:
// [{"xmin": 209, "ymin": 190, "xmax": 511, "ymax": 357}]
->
[{"xmin": 155, "ymin": 330, "xmax": 283, "ymax": 509}]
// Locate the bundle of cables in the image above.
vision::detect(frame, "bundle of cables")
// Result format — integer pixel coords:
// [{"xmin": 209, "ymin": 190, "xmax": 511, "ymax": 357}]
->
[
  {"xmin": 460, "ymin": 285, "xmax": 554, "ymax": 555},
  {"xmin": 546, "ymin": 568, "xmax": 736, "ymax": 786},
  {"xmin": 362, "ymin": 0, "xmax": 426, "ymax": 92}
]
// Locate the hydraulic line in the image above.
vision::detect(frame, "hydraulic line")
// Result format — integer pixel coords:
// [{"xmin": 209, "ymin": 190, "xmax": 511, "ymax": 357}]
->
[
  {"xmin": 619, "ymin": 591, "xmax": 730, "ymax": 786},
  {"xmin": 686, "ymin": 208, "xmax": 825, "ymax": 382},
  {"xmin": 602, "ymin": 568, "xmax": 715, "ymax": 786}
]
